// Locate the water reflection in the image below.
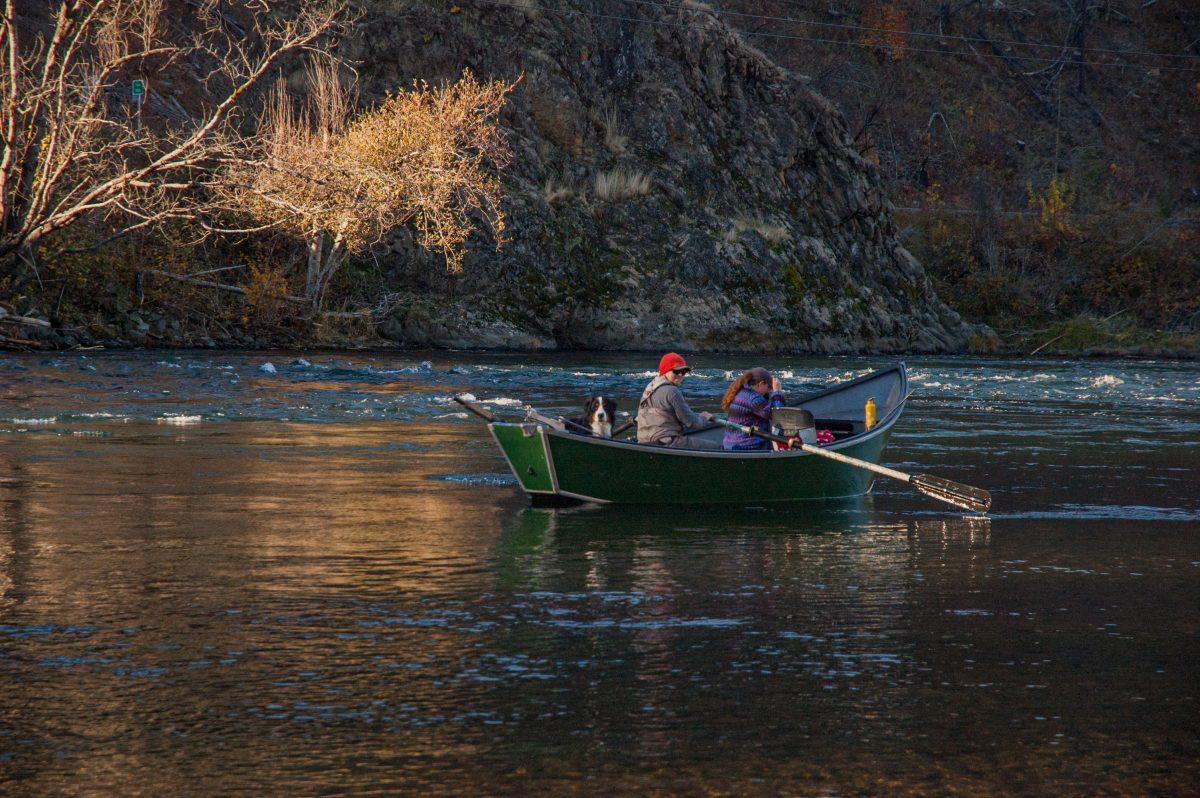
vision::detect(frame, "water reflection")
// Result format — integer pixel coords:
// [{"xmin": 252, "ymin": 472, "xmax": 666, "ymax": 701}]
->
[
  {"xmin": 0, "ymin": 456, "xmax": 34, "ymax": 610},
  {"xmin": 0, "ymin": 352, "xmax": 1196, "ymax": 795},
  {"xmin": 496, "ymin": 504, "xmax": 995, "ymax": 590}
]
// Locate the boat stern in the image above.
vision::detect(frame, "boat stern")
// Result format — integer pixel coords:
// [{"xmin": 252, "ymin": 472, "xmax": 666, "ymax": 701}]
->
[{"xmin": 489, "ymin": 423, "xmax": 556, "ymax": 496}]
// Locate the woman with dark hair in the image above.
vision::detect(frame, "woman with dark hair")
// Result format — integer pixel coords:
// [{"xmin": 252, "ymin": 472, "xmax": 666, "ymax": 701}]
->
[{"xmin": 720, "ymin": 367, "xmax": 785, "ymax": 450}]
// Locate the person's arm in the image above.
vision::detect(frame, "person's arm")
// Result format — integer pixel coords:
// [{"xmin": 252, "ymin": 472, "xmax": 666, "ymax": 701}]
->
[
  {"xmin": 736, "ymin": 390, "xmax": 783, "ymax": 423},
  {"xmin": 667, "ymin": 387, "xmax": 707, "ymax": 429},
  {"xmin": 769, "ymin": 377, "xmax": 784, "ymax": 409}
]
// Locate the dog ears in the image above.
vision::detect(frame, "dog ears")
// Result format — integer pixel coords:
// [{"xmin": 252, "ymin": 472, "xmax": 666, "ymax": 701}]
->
[{"xmin": 583, "ymin": 397, "xmax": 618, "ymax": 414}]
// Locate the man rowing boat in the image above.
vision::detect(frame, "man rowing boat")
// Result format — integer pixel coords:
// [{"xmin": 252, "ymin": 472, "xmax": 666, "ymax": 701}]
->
[{"xmin": 636, "ymin": 353, "xmax": 719, "ymax": 449}]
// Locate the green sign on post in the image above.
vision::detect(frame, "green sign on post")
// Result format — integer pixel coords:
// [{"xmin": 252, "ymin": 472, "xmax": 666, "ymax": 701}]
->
[{"xmin": 131, "ymin": 79, "xmax": 146, "ymax": 131}]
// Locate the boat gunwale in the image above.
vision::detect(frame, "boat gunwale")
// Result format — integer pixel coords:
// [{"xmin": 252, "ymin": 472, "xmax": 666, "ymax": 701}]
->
[
  {"xmin": 490, "ymin": 363, "xmax": 908, "ymax": 461},
  {"xmin": 793, "ymin": 360, "xmax": 907, "ymax": 405}
]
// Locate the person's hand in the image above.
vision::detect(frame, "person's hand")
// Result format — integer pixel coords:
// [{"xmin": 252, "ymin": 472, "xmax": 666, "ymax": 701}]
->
[
  {"xmin": 700, "ymin": 411, "xmax": 715, "ymax": 422},
  {"xmin": 771, "ymin": 377, "xmax": 782, "ymax": 391}
]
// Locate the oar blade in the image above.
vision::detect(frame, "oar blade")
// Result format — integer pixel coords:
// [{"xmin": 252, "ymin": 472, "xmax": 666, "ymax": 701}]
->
[{"xmin": 911, "ymin": 474, "xmax": 992, "ymax": 513}]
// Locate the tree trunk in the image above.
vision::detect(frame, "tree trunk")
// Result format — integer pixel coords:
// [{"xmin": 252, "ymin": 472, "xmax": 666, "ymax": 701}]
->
[
  {"xmin": 313, "ymin": 233, "xmax": 345, "ymax": 311},
  {"xmin": 305, "ymin": 228, "xmax": 325, "ymax": 300}
]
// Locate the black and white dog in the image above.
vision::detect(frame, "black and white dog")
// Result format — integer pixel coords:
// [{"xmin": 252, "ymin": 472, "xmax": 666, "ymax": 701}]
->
[{"xmin": 576, "ymin": 396, "xmax": 617, "ymax": 438}]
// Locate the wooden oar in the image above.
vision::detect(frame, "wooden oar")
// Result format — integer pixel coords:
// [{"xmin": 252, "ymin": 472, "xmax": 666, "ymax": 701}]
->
[
  {"xmin": 453, "ymin": 394, "xmax": 596, "ymax": 436},
  {"xmin": 525, "ymin": 408, "xmax": 593, "ymax": 435},
  {"xmin": 714, "ymin": 418, "xmax": 992, "ymax": 513},
  {"xmin": 453, "ymin": 394, "xmax": 496, "ymax": 422},
  {"xmin": 612, "ymin": 418, "xmax": 636, "ymax": 437}
]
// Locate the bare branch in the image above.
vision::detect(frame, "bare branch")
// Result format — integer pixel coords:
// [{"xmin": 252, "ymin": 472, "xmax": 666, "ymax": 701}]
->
[
  {"xmin": 2, "ymin": 1, "xmax": 347, "ymax": 277},
  {"xmin": 0, "ymin": 306, "xmax": 52, "ymax": 327},
  {"xmin": 144, "ymin": 267, "xmax": 307, "ymax": 303}
]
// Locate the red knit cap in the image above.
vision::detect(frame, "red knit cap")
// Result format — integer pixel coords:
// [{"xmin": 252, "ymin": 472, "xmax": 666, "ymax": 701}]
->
[{"xmin": 658, "ymin": 352, "xmax": 690, "ymax": 375}]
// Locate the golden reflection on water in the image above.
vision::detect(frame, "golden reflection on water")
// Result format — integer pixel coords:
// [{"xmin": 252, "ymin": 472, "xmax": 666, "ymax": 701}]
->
[
  {"xmin": 0, "ymin": 420, "xmax": 520, "ymax": 791},
  {"xmin": 0, "ymin": 421, "xmax": 520, "ymax": 598}
]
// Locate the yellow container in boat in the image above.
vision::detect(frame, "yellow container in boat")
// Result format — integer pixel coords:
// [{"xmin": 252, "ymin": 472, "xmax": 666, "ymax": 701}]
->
[{"xmin": 865, "ymin": 398, "xmax": 877, "ymax": 430}]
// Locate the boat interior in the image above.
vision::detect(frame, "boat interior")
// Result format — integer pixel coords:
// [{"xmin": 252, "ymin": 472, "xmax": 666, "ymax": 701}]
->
[
  {"xmin": 675, "ymin": 417, "xmax": 863, "ymax": 447},
  {"xmin": 541, "ymin": 365, "xmax": 907, "ymax": 448}
]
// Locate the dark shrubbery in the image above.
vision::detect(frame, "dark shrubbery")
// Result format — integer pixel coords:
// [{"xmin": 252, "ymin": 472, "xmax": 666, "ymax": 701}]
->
[{"xmin": 910, "ymin": 187, "xmax": 1200, "ymax": 351}]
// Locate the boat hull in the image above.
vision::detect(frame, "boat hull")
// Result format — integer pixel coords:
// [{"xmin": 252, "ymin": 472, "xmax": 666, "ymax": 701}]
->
[{"xmin": 491, "ymin": 421, "xmax": 894, "ymax": 505}]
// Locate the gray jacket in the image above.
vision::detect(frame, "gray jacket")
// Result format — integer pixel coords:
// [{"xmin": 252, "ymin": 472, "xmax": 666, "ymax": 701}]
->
[{"xmin": 637, "ymin": 376, "xmax": 706, "ymax": 444}]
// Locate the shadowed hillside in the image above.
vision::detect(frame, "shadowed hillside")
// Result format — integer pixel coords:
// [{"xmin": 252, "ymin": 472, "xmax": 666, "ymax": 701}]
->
[
  {"xmin": 705, "ymin": 0, "xmax": 1200, "ymax": 354},
  {"xmin": 343, "ymin": 0, "xmax": 983, "ymax": 353}
]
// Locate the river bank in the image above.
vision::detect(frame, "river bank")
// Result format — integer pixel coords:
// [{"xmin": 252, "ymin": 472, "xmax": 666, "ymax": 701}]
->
[
  {"xmin": 2, "ymin": 266, "xmax": 1196, "ymax": 360},
  {"xmin": 7, "ymin": 306, "xmax": 1198, "ymax": 360}
]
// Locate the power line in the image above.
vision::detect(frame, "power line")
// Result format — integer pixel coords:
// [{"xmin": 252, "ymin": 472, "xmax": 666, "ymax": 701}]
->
[
  {"xmin": 698, "ymin": 0, "xmax": 1200, "ymax": 61},
  {"xmin": 465, "ymin": 0, "xmax": 1200, "ymax": 72}
]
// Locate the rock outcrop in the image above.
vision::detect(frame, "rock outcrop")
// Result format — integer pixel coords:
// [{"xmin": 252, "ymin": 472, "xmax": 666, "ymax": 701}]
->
[{"xmin": 352, "ymin": 0, "xmax": 983, "ymax": 352}]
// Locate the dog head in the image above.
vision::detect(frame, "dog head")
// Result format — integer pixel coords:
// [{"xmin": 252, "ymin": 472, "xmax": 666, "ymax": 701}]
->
[{"xmin": 583, "ymin": 396, "xmax": 617, "ymax": 438}]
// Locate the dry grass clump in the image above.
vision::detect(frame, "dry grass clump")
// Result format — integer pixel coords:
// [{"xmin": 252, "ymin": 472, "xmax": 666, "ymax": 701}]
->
[
  {"xmin": 594, "ymin": 168, "xmax": 652, "ymax": 201},
  {"xmin": 541, "ymin": 177, "xmax": 573, "ymax": 206},
  {"xmin": 602, "ymin": 106, "xmax": 628, "ymax": 154},
  {"xmin": 728, "ymin": 216, "xmax": 792, "ymax": 244},
  {"xmin": 506, "ymin": 0, "xmax": 540, "ymax": 17},
  {"xmin": 717, "ymin": 226, "xmax": 741, "ymax": 245}
]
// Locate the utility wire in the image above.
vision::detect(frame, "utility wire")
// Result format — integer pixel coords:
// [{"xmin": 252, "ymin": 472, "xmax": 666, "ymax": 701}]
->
[
  {"xmin": 464, "ymin": 0, "xmax": 1200, "ymax": 72},
  {"xmin": 695, "ymin": 0, "xmax": 1200, "ymax": 61}
]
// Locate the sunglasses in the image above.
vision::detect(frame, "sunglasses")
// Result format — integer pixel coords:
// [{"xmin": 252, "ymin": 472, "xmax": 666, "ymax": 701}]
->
[{"xmin": 671, "ymin": 368, "xmax": 691, "ymax": 376}]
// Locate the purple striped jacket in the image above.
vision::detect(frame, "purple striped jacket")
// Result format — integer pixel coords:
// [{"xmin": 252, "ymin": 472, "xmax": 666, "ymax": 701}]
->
[{"xmin": 722, "ymin": 387, "xmax": 785, "ymax": 450}]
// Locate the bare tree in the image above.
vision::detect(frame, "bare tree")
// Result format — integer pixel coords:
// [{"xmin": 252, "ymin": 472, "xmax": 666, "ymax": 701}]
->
[{"xmin": 0, "ymin": 0, "xmax": 344, "ymax": 289}]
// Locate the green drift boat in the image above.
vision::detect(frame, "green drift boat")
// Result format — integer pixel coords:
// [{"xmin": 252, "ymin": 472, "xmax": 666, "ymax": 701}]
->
[{"xmin": 488, "ymin": 363, "xmax": 910, "ymax": 506}]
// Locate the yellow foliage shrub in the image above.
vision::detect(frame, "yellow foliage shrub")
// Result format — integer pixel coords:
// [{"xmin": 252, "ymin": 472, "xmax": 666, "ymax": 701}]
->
[
  {"xmin": 1029, "ymin": 175, "xmax": 1077, "ymax": 240},
  {"xmin": 242, "ymin": 264, "xmax": 290, "ymax": 328},
  {"xmin": 222, "ymin": 65, "xmax": 518, "ymax": 312}
]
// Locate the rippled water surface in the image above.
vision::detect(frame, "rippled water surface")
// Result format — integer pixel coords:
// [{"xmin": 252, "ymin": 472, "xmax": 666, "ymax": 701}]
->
[{"xmin": 1, "ymin": 351, "xmax": 1197, "ymax": 794}]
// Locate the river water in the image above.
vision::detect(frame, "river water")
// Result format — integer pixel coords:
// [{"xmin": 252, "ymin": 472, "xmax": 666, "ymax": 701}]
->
[{"xmin": 0, "ymin": 351, "xmax": 1197, "ymax": 795}]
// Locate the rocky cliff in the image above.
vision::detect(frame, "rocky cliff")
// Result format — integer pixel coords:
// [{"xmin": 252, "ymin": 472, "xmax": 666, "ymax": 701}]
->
[{"xmin": 342, "ymin": 0, "xmax": 983, "ymax": 353}]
